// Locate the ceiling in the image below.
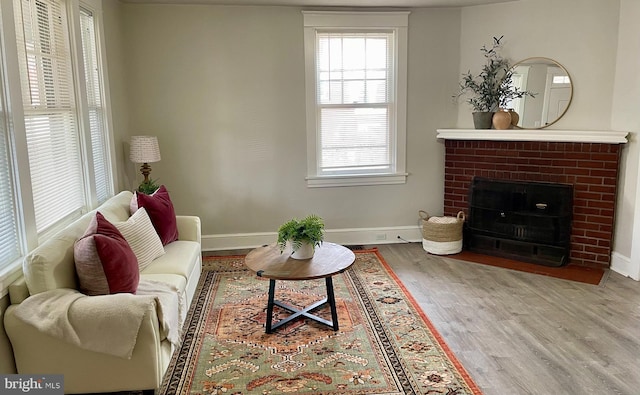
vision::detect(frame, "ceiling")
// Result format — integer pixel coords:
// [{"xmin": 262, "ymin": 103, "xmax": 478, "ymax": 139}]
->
[{"xmin": 121, "ymin": 0, "xmax": 517, "ymax": 8}]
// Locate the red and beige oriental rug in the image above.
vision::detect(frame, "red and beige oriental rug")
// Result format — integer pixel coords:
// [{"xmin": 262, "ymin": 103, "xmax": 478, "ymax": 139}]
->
[{"xmin": 160, "ymin": 249, "xmax": 482, "ymax": 395}]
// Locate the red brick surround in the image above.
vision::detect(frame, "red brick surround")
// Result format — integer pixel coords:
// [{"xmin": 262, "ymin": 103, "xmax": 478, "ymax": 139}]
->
[{"xmin": 444, "ymin": 140, "xmax": 621, "ymax": 268}]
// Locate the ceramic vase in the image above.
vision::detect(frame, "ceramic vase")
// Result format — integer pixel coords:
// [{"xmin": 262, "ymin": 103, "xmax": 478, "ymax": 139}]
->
[
  {"xmin": 492, "ymin": 109, "xmax": 512, "ymax": 130},
  {"xmin": 509, "ymin": 109, "xmax": 520, "ymax": 127},
  {"xmin": 291, "ymin": 242, "xmax": 315, "ymax": 260},
  {"xmin": 472, "ymin": 112, "xmax": 494, "ymax": 129}
]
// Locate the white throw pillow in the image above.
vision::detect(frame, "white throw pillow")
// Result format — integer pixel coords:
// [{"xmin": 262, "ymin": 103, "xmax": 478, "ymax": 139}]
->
[{"xmin": 114, "ymin": 207, "xmax": 165, "ymax": 271}]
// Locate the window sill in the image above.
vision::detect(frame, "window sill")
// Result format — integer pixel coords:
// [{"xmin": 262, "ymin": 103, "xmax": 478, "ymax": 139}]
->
[{"xmin": 306, "ymin": 173, "xmax": 408, "ymax": 188}]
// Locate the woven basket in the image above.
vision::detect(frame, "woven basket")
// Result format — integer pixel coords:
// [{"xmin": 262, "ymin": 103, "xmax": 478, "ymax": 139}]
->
[{"xmin": 419, "ymin": 210, "xmax": 465, "ymax": 255}]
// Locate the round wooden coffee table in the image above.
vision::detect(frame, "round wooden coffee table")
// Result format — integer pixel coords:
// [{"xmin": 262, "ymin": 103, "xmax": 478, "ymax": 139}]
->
[{"xmin": 245, "ymin": 242, "xmax": 355, "ymax": 333}]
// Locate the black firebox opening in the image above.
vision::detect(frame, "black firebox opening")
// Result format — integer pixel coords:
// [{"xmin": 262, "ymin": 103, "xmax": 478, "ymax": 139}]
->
[{"xmin": 466, "ymin": 177, "xmax": 573, "ymax": 267}]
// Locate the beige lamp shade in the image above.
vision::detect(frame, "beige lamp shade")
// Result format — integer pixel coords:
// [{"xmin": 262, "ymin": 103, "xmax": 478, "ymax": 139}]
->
[{"xmin": 129, "ymin": 135, "xmax": 161, "ymax": 163}]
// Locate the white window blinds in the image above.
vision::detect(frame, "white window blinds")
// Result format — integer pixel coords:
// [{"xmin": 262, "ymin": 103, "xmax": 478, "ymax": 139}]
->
[
  {"xmin": 0, "ymin": 80, "xmax": 20, "ymax": 268},
  {"xmin": 316, "ymin": 31, "xmax": 394, "ymax": 175},
  {"xmin": 80, "ymin": 6, "xmax": 110, "ymax": 204},
  {"xmin": 15, "ymin": 0, "xmax": 85, "ymax": 233}
]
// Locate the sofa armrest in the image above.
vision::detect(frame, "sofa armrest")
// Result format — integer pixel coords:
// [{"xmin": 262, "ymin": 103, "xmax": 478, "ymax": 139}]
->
[
  {"xmin": 5, "ymin": 304, "xmax": 170, "ymax": 393},
  {"xmin": 8, "ymin": 277, "xmax": 29, "ymax": 305},
  {"xmin": 10, "ymin": 288, "xmax": 175, "ymax": 359},
  {"xmin": 176, "ymin": 215, "xmax": 201, "ymax": 244}
]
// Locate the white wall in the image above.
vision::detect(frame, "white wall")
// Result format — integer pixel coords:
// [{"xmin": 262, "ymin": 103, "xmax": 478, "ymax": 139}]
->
[
  {"xmin": 106, "ymin": 0, "xmax": 634, "ymax": 262},
  {"xmin": 102, "ymin": 0, "xmax": 131, "ymax": 192},
  {"xmin": 456, "ymin": 0, "xmax": 619, "ymax": 130},
  {"xmin": 117, "ymin": 4, "xmax": 461, "ymax": 246},
  {"xmin": 611, "ymin": 0, "xmax": 640, "ymax": 279}
]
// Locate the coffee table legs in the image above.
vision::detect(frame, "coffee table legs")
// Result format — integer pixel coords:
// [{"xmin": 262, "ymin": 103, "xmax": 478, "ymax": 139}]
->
[
  {"xmin": 325, "ymin": 277, "xmax": 339, "ymax": 331},
  {"xmin": 265, "ymin": 277, "xmax": 339, "ymax": 334},
  {"xmin": 265, "ymin": 279, "xmax": 276, "ymax": 334}
]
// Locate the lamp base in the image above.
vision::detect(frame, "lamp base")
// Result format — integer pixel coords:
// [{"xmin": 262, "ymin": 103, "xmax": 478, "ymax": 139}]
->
[
  {"xmin": 137, "ymin": 163, "xmax": 159, "ymax": 194},
  {"xmin": 140, "ymin": 163, "xmax": 152, "ymax": 184}
]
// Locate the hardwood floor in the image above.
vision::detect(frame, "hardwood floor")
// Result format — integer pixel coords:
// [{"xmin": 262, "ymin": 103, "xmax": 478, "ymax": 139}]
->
[
  {"xmin": 374, "ymin": 243, "xmax": 640, "ymax": 395},
  {"xmin": 206, "ymin": 243, "xmax": 640, "ymax": 394}
]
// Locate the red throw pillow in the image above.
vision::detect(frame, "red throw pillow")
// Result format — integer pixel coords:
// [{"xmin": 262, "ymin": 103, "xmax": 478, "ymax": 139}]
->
[
  {"xmin": 74, "ymin": 212, "xmax": 140, "ymax": 295},
  {"xmin": 132, "ymin": 185, "xmax": 179, "ymax": 245}
]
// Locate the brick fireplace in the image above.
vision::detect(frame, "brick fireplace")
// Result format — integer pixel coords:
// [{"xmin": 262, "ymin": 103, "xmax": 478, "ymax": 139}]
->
[{"xmin": 437, "ymin": 129, "xmax": 628, "ymax": 269}]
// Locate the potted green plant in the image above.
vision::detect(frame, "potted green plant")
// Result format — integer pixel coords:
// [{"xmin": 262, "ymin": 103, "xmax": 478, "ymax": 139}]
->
[
  {"xmin": 454, "ymin": 36, "xmax": 535, "ymax": 129},
  {"xmin": 137, "ymin": 178, "xmax": 160, "ymax": 195},
  {"xmin": 277, "ymin": 214, "xmax": 325, "ymax": 259}
]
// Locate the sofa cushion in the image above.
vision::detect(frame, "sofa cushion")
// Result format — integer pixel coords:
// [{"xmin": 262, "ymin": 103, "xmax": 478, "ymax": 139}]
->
[
  {"xmin": 96, "ymin": 191, "xmax": 134, "ymax": 224},
  {"xmin": 74, "ymin": 212, "xmax": 140, "ymax": 295},
  {"xmin": 22, "ymin": 191, "xmax": 135, "ymax": 295},
  {"xmin": 114, "ymin": 208, "xmax": 165, "ymax": 271},
  {"xmin": 23, "ymin": 218, "xmax": 91, "ymax": 295},
  {"xmin": 131, "ymin": 186, "xmax": 179, "ymax": 246},
  {"xmin": 139, "ymin": 273, "xmax": 187, "ymax": 296},
  {"xmin": 140, "ymin": 240, "xmax": 200, "ymax": 280}
]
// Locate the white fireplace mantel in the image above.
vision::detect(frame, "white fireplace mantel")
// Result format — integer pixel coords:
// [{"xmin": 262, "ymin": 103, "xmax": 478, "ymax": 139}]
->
[{"xmin": 436, "ymin": 129, "xmax": 628, "ymax": 144}]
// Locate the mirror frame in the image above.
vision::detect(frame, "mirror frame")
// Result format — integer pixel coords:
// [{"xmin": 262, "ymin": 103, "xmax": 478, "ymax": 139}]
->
[{"xmin": 509, "ymin": 57, "xmax": 573, "ymax": 129}]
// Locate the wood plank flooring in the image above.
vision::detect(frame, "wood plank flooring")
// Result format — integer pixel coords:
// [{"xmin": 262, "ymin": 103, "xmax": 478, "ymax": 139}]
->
[
  {"xmin": 374, "ymin": 243, "xmax": 640, "ymax": 395},
  {"xmin": 208, "ymin": 243, "xmax": 640, "ymax": 394}
]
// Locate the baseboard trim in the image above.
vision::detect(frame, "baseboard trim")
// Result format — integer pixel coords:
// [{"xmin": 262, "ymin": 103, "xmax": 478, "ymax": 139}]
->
[
  {"xmin": 202, "ymin": 226, "xmax": 422, "ymax": 251},
  {"xmin": 610, "ymin": 251, "xmax": 639, "ymax": 281}
]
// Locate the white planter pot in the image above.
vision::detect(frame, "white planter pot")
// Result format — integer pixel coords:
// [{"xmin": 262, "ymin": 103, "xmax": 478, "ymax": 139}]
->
[{"xmin": 291, "ymin": 242, "xmax": 315, "ymax": 260}]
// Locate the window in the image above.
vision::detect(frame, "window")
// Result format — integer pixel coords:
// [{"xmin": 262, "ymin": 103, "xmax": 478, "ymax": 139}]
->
[
  {"xmin": 303, "ymin": 11, "xmax": 409, "ymax": 187},
  {"xmin": 15, "ymin": 0, "xmax": 85, "ymax": 234},
  {"xmin": 11, "ymin": 0, "xmax": 112, "ymax": 239},
  {"xmin": 80, "ymin": 4, "xmax": 112, "ymax": 204},
  {"xmin": 0, "ymin": 60, "xmax": 21, "ymax": 270},
  {"xmin": 0, "ymin": 0, "xmax": 113, "ymax": 275},
  {"xmin": 552, "ymin": 75, "xmax": 570, "ymax": 85}
]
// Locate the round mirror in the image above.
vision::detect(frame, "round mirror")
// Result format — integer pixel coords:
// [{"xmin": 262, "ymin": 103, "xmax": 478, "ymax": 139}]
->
[{"xmin": 503, "ymin": 57, "xmax": 573, "ymax": 129}]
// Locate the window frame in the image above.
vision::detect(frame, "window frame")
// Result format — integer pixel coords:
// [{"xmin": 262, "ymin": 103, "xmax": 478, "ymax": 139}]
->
[
  {"xmin": 303, "ymin": 11, "xmax": 409, "ymax": 188},
  {"xmin": 0, "ymin": 6, "xmax": 22, "ymax": 285},
  {"xmin": 74, "ymin": 0, "xmax": 116, "ymax": 206}
]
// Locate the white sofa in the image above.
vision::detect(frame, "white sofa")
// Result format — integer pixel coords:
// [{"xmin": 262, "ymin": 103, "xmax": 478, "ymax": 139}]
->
[{"xmin": 3, "ymin": 191, "xmax": 201, "ymax": 394}]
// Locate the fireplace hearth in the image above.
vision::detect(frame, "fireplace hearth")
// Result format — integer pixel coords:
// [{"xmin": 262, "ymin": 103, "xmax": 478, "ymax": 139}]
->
[{"xmin": 467, "ymin": 177, "xmax": 573, "ymax": 267}]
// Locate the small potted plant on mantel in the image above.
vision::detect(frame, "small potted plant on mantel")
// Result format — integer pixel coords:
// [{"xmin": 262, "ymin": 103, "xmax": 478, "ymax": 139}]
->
[
  {"xmin": 454, "ymin": 35, "xmax": 535, "ymax": 129},
  {"xmin": 277, "ymin": 214, "xmax": 325, "ymax": 260}
]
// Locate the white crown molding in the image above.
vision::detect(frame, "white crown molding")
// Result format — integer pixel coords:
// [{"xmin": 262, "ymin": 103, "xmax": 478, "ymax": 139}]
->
[
  {"xmin": 436, "ymin": 129, "xmax": 629, "ymax": 144},
  {"xmin": 121, "ymin": 0, "xmax": 516, "ymax": 7},
  {"xmin": 202, "ymin": 226, "xmax": 422, "ymax": 251}
]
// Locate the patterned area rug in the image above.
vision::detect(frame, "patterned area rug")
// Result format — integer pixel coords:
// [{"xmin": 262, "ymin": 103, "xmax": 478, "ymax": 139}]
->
[{"xmin": 160, "ymin": 249, "xmax": 482, "ymax": 395}]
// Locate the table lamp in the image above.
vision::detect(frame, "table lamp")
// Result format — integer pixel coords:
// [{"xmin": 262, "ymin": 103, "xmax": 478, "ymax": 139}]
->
[{"xmin": 129, "ymin": 135, "xmax": 161, "ymax": 184}]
